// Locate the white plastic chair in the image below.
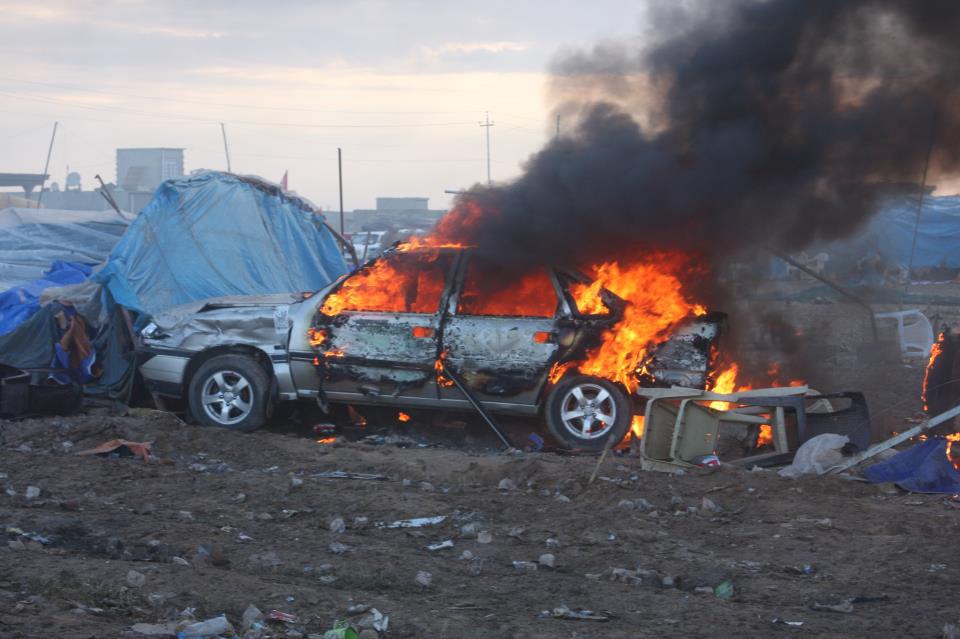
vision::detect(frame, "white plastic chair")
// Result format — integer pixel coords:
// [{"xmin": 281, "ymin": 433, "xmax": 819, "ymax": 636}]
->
[{"xmin": 874, "ymin": 310, "xmax": 934, "ymax": 358}]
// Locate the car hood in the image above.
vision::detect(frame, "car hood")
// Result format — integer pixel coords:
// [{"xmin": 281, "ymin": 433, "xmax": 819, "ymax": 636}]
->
[{"xmin": 149, "ymin": 293, "xmax": 302, "ymax": 331}]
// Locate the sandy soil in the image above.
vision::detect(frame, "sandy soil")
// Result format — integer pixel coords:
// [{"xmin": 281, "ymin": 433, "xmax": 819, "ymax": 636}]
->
[{"xmin": 2, "ymin": 294, "xmax": 958, "ymax": 638}]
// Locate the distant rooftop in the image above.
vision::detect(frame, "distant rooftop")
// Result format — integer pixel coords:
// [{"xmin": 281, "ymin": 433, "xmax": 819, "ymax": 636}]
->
[{"xmin": 0, "ymin": 173, "xmax": 49, "ymax": 195}]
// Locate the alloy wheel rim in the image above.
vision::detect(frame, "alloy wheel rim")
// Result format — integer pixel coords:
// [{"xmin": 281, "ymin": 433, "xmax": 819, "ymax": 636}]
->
[
  {"xmin": 560, "ymin": 383, "xmax": 616, "ymax": 440},
  {"xmin": 201, "ymin": 370, "xmax": 254, "ymax": 426}
]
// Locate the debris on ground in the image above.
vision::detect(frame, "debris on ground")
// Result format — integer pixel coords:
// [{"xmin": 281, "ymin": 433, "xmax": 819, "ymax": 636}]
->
[
  {"xmin": 540, "ymin": 604, "xmax": 612, "ymax": 622},
  {"xmin": 76, "ymin": 438, "xmax": 153, "ymax": 461},
  {"xmin": 376, "ymin": 515, "xmax": 446, "ymax": 529}
]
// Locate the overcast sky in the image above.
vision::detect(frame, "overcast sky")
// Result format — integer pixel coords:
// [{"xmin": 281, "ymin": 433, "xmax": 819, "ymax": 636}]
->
[{"xmin": 0, "ymin": 0, "xmax": 649, "ymax": 211}]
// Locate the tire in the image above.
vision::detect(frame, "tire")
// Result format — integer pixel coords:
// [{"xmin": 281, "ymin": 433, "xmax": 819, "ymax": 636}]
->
[
  {"xmin": 188, "ymin": 354, "xmax": 270, "ymax": 432},
  {"xmin": 545, "ymin": 375, "xmax": 632, "ymax": 451}
]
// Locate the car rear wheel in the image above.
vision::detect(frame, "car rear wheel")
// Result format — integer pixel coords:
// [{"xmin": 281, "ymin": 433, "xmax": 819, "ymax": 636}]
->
[
  {"xmin": 188, "ymin": 354, "xmax": 270, "ymax": 432},
  {"xmin": 545, "ymin": 375, "xmax": 632, "ymax": 451}
]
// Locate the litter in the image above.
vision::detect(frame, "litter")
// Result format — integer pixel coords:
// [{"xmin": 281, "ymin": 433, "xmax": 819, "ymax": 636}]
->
[
  {"xmin": 415, "ymin": 571, "xmax": 433, "ymax": 587},
  {"xmin": 77, "ymin": 439, "xmax": 153, "ymax": 462},
  {"xmin": 811, "ymin": 595, "xmax": 889, "ymax": 614},
  {"xmin": 314, "ymin": 470, "xmax": 388, "ymax": 481},
  {"xmin": 366, "ymin": 608, "xmax": 389, "ymax": 632},
  {"xmin": 779, "ymin": 434, "xmax": 850, "ymax": 477},
  {"xmin": 714, "ymin": 580, "xmax": 735, "ymax": 599},
  {"xmin": 540, "ymin": 604, "xmax": 611, "ymax": 622},
  {"xmin": 772, "ymin": 618, "xmax": 805, "ymax": 627},
  {"xmin": 427, "ymin": 539, "xmax": 454, "ymax": 550},
  {"xmin": 376, "ymin": 515, "xmax": 446, "ymax": 529},
  {"xmin": 178, "ymin": 615, "xmax": 233, "ymax": 638},
  {"xmin": 811, "ymin": 599, "xmax": 855, "ymax": 614},
  {"xmin": 323, "ymin": 620, "xmax": 359, "ymax": 639},
  {"xmin": 5, "ymin": 526, "xmax": 50, "ymax": 545},
  {"xmin": 130, "ymin": 621, "xmax": 179, "ymax": 636},
  {"xmin": 267, "ymin": 609, "xmax": 299, "ymax": 624}
]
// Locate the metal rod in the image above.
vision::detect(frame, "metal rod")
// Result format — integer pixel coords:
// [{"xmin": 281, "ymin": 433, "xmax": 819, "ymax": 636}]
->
[
  {"xmin": 94, "ymin": 174, "xmax": 127, "ymax": 219},
  {"xmin": 774, "ymin": 251, "xmax": 879, "ymax": 342},
  {"xmin": 901, "ymin": 108, "xmax": 940, "ymax": 306},
  {"xmin": 441, "ymin": 364, "xmax": 513, "ymax": 450},
  {"xmin": 827, "ymin": 402, "xmax": 960, "ymax": 474},
  {"xmin": 338, "ymin": 147, "xmax": 344, "ymax": 236},
  {"xmin": 220, "ymin": 122, "xmax": 232, "ymax": 173},
  {"xmin": 36, "ymin": 121, "xmax": 57, "ymax": 207}
]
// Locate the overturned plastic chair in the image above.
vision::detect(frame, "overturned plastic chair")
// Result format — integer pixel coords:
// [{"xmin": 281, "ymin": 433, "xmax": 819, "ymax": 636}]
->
[{"xmin": 874, "ymin": 310, "xmax": 934, "ymax": 359}]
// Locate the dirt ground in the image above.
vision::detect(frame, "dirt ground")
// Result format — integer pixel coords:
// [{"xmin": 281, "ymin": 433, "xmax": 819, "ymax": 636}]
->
[{"xmin": 3, "ymin": 295, "xmax": 960, "ymax": 638}]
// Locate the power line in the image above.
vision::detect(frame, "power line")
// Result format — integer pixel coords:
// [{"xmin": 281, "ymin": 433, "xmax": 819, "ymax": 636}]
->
[
  {"xmin": 0, "ymin": 76, "xmax": 511, "ymax": 115},
  {"xmin": 0, "ymin": 90, "xmax": 478, "ymax": 129}
]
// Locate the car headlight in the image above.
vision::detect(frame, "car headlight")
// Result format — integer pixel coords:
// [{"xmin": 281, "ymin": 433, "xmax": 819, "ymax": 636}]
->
[{"xmin": 141, "ymin": 322, "xmax": 159, "ymax": 339}]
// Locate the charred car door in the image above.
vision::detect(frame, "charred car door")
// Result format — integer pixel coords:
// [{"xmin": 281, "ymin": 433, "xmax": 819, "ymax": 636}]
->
[
  {"xmin": 311, "ymin": 250, "xmax": 455, "ymax": 405},
  {"xmin": 438, "ymin": 254, "xmax": 563, "ymax": 412}
]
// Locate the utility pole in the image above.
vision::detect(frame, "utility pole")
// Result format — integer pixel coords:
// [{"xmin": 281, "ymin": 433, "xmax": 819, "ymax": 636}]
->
[
  {"xmin": 479, "ymin": 111, "xmax": 494, "ymax": 185},
  {"xmin": 338, "ymin": 147, "xmax": 344, "ymax": 236},
  {"xmin": 37, "ymin": 121, "xmax": 58, "ymax": 207},
  {"xmin": 220, "ymin": 122, "xmax": 232, "ymax": 173}
]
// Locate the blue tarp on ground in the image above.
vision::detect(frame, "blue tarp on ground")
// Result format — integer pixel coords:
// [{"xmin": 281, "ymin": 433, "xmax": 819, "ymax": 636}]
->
[
  {"xmin": 93, "ymin": 171, "xmax": 350, "ymax": 317},
  {"xmin": 863, "ymin": 438, "xmax": 960, "ymax": 493},
  {"xmin": 0, "ymin": 261, "xmax": 94, "ymax": 336}
]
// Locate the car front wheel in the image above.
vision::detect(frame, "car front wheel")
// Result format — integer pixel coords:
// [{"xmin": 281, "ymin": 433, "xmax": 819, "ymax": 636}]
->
[
  {"xmin": 188, "ymin": 354, "xmax": 270, "ymax": 432},
  {"xmin": 545, "ymin": 375, "xmax": 632, "ymax": 451}
]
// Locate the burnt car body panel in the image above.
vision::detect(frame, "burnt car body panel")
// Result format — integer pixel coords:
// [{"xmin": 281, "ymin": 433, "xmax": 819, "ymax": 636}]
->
[
  {"xmin": 137, "ymin": 247, "xmax": 722, "ymax": 420},
  {"xmin": 320, "ymin": 312, "xmax": 442, "ymax": 399}
]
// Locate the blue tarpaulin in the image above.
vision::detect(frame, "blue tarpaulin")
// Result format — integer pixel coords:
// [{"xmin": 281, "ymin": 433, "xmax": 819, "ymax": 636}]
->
[
  {"xmin": 93, "ymin": 172, "xmax": 350, "ymax": 317},
  {"xmin": 863, "ymin": 438, "xmax": 960, "ymax": 493},
  {"xmin": 867, "ymin": 195, "xmax": 960, "ymax": 270},
  {"xmin": 0, "ymin": 206, "xmax": 129, "ymax": 292},
  {"xmin": 0, "ymin": 261, "xmax": 93, "ymax": 336}
]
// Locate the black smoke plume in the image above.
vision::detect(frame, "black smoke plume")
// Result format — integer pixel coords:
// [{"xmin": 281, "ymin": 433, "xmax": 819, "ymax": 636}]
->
[{"xmin": 439, "ymin": 0, "xmax": 960, "ymax": 278}]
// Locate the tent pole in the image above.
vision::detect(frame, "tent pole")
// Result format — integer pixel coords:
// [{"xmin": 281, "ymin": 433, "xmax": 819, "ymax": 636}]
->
[{"xmin": 901, "ymin": 109, "xmax": 939, "ymax": 308}]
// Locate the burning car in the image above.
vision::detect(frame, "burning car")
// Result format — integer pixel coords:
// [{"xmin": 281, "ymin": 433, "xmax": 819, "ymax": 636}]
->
[{"xmin": 137, "ymin": 245, "xmax": 722, "ymax": 449}]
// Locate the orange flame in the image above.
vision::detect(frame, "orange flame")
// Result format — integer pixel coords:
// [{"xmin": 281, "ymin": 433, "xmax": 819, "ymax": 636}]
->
[
  {"xmin": 316, "ymin": 437, "xmax": 337, "ymax": 445},
  {"xmin": 435, "ymin": 350, "xmax": 454, "ymax": 388},
  {"xmin": 706, "ymin": 362, "xmax": 806, "ymax": 448},
  {"xmin": 398, "ymin": 411, "xmax": 411, "ymax": 423},
  {"xmin": 946, "ymin": 433, "xmax": 960, "ymax": 470},
  {"xmin": 923, "ymin": 332, "xmax": 946, "ymax": 412},
  {"xmin": 321, "ymin": 250, "xmax": 450, "ymax": 316},
  {"xmin": 307, "ymin": 327, "xmax": 326, "ymax": 348},
  {"xmin": 555, "ymin": 256, "xmax": 706, "ymax": 391}
]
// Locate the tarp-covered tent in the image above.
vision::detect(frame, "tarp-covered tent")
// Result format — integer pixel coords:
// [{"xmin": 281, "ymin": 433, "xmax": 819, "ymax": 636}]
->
[
  {"xmin": 94, "ymin": 171, "xmax": 350, "ymax": 317},
  {"xmin": 0, "ymin": 207, "xmax": 130, "ymax": 291},
  {"xmin": 0, "ymin": 171, "xmax": 351, "ymax": 399},
  {"xmin": 0, "ymin": 207, "xmax": 130, "ymax": 336},
  {"xmin": 767, "ymin": 194, "xmax": 960, "ymax": 283},
  {"xmin": 864, "ymin": 194, "xmax": 960, "ymax": 270}
]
